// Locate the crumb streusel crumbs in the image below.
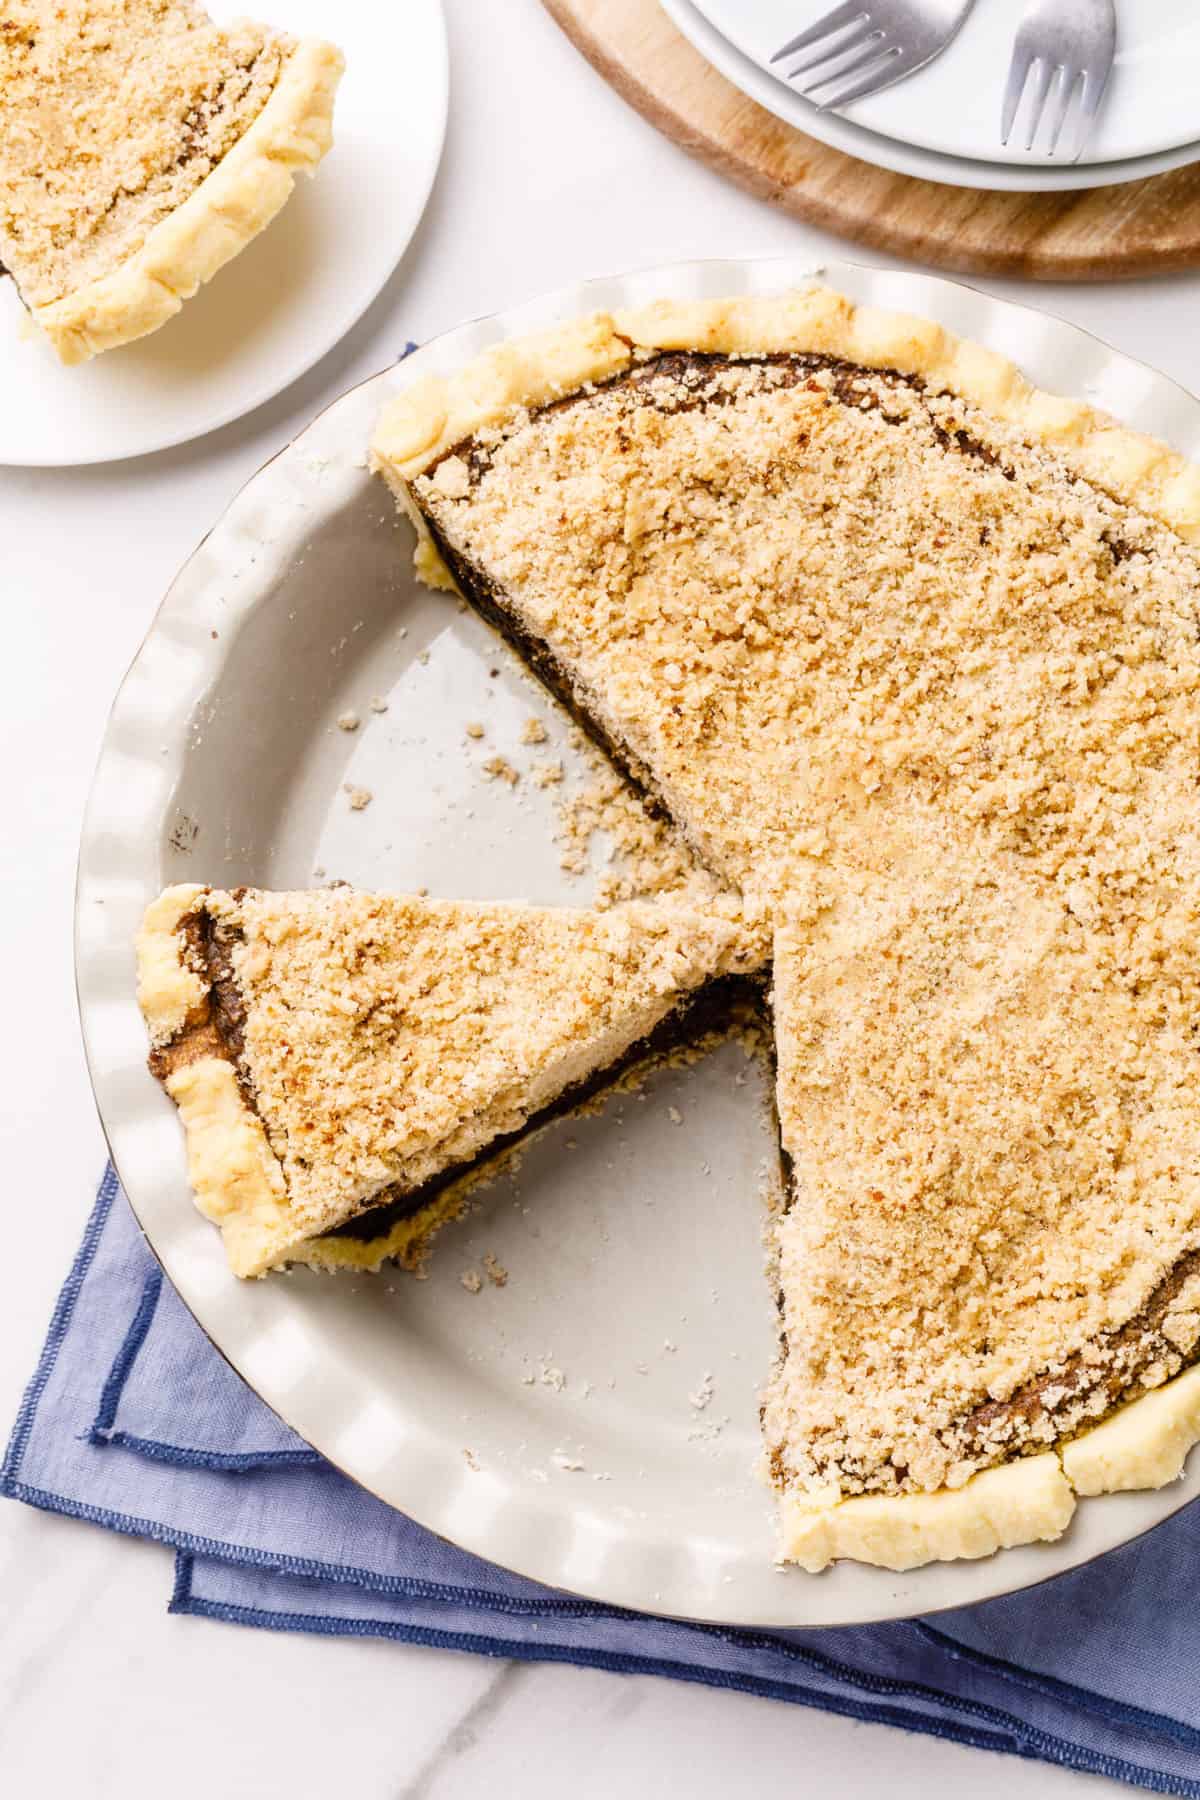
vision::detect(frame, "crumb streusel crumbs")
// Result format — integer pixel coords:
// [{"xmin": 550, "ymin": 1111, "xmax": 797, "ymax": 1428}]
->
[{"xmin": 416, "ymin": 353, "xmax": 1200, "ymax": 917}]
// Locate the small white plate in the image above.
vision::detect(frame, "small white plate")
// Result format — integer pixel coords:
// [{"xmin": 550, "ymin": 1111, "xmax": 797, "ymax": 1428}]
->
[
  {"xmin": 0, "ymin": 0, "xmax": 447, "ymax": 467},
  {"xmin": 76, "ymin": 257, "xmax": 1200, "ymax": 1629},
  {"xmin": 664, "ymin": 0, "xmax": 1200, "ymax": 192}
]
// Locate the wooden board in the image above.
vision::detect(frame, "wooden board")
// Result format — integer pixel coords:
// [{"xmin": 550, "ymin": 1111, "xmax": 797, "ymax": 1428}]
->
[{"xmin": 543, "ymin": 0, "xmax": 1200, "ymax": 281}]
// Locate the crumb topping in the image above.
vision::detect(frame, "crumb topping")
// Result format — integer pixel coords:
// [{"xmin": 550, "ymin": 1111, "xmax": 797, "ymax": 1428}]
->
[{"xmin": 416, "ymin": 353, "xmax": 1200, "ymax": 913}]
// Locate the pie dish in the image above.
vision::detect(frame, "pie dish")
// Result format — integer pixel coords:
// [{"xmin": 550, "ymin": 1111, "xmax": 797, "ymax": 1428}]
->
[
  {"xmin": 138, "ymin": 883, "xmax": 752, "ymax": 1277},
  {"xmin": 368, "ymin": 285, "xmax": 1200, "ymax": 1573},
  {"xmin": 0, "ymin": 0, "xmax": 342, "ymax": 364},
  {"xmin": 85, "ymin": 259, "xmax": 1200, "ymax": 1625}
]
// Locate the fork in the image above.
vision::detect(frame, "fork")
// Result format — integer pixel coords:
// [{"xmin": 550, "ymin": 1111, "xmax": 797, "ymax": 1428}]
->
[
  {"xmin": 770, "ymin": 0, "xmax": 976, "ymax": 112},
  {"xmin": 1001, "ymin": 0, "xmax": 1116, "ymax": 160}
]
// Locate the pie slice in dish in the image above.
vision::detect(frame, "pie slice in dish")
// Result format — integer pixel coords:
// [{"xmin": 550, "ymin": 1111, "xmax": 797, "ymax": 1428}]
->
[
  {"xmin": 371, "ymin": 287, "xmax": 1200, "ymax": 1567},
  {"xmin": 0, "ymin": 0, "xmax": 342, "ymax": 363},
  {"xmin": 137, "ymin": 884, "xmax": 744, "ymax": 1277}
]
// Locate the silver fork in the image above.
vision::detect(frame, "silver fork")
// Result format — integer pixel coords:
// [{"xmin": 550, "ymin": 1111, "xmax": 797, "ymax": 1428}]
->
[
  {"xmin": 1001, "ymin": 0, "xmax": 1116, "ymax": 160},
  {"xmin": 770, "ymin": 0, "xmax": 976, "ymax": 112}
]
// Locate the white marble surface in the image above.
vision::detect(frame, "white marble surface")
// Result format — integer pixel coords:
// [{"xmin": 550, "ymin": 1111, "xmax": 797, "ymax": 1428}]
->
[{"xmin": 3, "ymin": 1, "xmax": 1198, "ymax": 1790}]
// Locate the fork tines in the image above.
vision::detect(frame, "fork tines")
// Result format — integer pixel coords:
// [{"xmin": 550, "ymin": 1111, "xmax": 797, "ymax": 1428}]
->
[
  {"xmin": 771, "ymin": 4, "xmax": 902, "ymax": 110},
  {"xmin": 1002, "ymin": 53, "xmax": 1104, "ymax": 157}
]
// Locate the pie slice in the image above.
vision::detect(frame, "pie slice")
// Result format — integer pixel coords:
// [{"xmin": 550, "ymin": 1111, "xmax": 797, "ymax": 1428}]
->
[
  {"xmin": 1, "ymin": 1, "xmax": 342, "ymax": 363},
  {"xmin": 370, "ymin": 288, "xmax": 1200, "ymax": 1567},
  {"xmin": 137, "ymin": 884, "xmax": 745, "ymax": 1277}
]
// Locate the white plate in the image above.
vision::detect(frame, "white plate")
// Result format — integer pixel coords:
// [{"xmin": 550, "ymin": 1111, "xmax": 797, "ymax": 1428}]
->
[
  {"xmin": 0, "ymin": 0, "xmax": 447, "ymax": 468},
  {"xmin": 689, "ymin": 0, "xmax": 1200, "ymax": 170},
  {"xmin": 663, "ymin": 0, "xmax": 1200, "ymax": 192},
  {"xmin": 76, "ymin": 257, "xmax": 1200, "ymax": 1629}
]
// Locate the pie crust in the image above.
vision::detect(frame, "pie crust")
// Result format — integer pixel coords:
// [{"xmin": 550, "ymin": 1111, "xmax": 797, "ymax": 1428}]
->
[
  {"xmin": 1062, "ymin": 1364, "xmax": 1200, "ymax": 1496},
  {"xmin": 783, "ymin": 1368, "xmax": 1200, "ymax": 1572},
  {"xmin": 781, "ymin": 1454, "xmax": 1075, "ymax": 1575},
  {"xmin": 370, "ymin": 287, "xmax": 1200, "ymax": 1569},
  {"xmin": 30, "ymin": 38, "xmax": 343, "ymax": 364},
  {"xmin": 372, "ymin": 288, "xmax": 1200, "ymax": 545}
]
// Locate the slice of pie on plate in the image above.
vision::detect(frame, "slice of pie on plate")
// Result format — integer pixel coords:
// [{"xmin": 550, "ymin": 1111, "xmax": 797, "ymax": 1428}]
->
[
  {"xmin": 137, "ymin": 884, "xmax": 745, "ymax": 1278},
  {"xmin": 370, "ymin": 286, "xmax": 1200, "ymax": 1568},
  {"xmin": 0, "ymin": 0, "xmax": 342, "ymax": 363}
]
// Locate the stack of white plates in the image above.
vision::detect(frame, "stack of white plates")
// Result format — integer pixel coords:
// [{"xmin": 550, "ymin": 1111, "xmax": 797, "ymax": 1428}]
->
[{"xmin": 662, "ymin": 0, "xmax": 1200, "ymax": 191}]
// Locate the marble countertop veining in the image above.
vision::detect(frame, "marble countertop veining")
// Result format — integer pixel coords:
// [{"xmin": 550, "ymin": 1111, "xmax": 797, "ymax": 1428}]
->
[{"xmin": 2, "ymin": 1, "xmax": 1194, "ymax": 1792}]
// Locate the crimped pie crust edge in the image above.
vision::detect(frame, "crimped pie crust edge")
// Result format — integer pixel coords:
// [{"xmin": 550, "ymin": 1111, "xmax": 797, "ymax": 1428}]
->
[
  {"xmin": 784, "ymin": 1367, "xmax": 1200, "ymax": 1572},
  {"xmin": 370, "ymin": 286, "xmax": 1200, "ymax": 545},
  {"xmin": 34, "ymin": 38, "xmax": 344, "ymax": 366}
]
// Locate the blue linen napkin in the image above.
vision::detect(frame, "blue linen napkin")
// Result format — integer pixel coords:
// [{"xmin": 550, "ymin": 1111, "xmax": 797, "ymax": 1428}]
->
[{"xmin": 7, "ymin": 1172, "xmax": 1200, "ymax": 1796}]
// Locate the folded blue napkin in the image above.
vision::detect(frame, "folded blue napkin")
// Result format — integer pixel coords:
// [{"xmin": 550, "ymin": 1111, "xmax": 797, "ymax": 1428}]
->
[{"xmin": 7, "ymin": 1171, "xmax": 1200, "ymax": 1795}]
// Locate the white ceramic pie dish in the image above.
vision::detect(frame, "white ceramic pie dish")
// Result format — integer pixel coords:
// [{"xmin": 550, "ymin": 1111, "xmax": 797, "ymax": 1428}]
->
[{"xmin": 76, "ymin": 255, "xmax": 1200, "ymax": 1629}]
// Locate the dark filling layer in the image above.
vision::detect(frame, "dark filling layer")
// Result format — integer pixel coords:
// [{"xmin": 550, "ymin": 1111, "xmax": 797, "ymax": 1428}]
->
[
  {"xmin": 149, "ymin": 898, "xmax": 248, "ymax": 1089},
  {"xmin": 325, "ymin": 973, "xmax": 760, "ymax": 1242},
  {"xmin": 961, "ymin": 1243, "xmax": 1200, "ymax": 1451}
]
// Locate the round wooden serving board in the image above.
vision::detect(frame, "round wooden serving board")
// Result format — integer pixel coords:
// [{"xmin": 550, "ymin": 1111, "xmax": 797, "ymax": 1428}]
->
[{"xmin": 543, "ymin": 0, "xmax": 1200, "ymax": 281}]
